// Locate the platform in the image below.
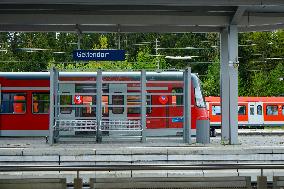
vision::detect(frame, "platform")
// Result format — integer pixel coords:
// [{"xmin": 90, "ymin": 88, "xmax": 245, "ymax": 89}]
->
[{"xmin": 1, "ymin": 134, "xmax": 284, "ymax": 182}]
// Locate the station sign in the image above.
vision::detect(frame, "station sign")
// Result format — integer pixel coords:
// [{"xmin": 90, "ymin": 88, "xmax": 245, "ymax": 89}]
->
[{"xmin": 73, "ymin": 50, "xmax": 125, "ymax": 61}]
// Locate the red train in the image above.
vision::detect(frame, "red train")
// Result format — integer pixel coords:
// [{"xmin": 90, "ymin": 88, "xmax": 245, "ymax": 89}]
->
[
  {"xmin": 0, "ymin": 72, "xmax": 209, "ymax": 136},
  {"xmin": 206, "ymin": 96, "xmax": 284, "ymax": 127}
]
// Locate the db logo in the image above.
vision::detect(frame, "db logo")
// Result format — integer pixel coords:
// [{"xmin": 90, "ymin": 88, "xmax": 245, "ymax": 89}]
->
[
  {"xmin": 159, "ymin": 95, "xmax": 168, "ymax": 105},
  {"xmin": 74, "ymin": 95, "xmax": 82, "ymax": 104}
]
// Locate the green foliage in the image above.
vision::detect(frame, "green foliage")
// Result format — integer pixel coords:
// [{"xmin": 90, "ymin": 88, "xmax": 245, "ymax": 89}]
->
[
  {"xmin": 202, "ymin": 60, "xmax": 220, "ymax": 97},
  {"xmin": 0, "ymin": 31, "xmax": 283, "ymax": 97}
]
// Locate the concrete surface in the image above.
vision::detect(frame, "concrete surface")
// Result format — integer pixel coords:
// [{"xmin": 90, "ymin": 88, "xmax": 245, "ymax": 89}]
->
[{"xmin": 1, "ymin": 134, "xmax": 284, "ymax": 182}]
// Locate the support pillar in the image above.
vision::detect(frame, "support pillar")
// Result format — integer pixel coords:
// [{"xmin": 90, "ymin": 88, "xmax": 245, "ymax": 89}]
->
[
  {"xmin": 183, "ymin": 68, "xmax": 191, "ymax": 144},
  {"xmin": 96, "ymin": 69, "xmax": 102, "ymax": 143},
  {"xmin": 54, "ymin": 68, "xmax": 59, "ymax": 142},
  {"xmin": 49, "ymin": 67, "xmax": 58, "ymax": 145},
  {"xmin": 220, "ymin": 25, "xmax": 239, "ymax": 144},
  {"xmin": 141, "ymin": 70, "xmax": 147, "ymax": 143}
]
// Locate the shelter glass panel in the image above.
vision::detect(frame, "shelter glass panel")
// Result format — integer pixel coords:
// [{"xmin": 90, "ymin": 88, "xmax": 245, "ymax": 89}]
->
[
  {"xmin": 266, "ymin": 105, "xmax": 278, "ymax": 115},
  {"xmin": 0, "ymin": 93, "xmax": 26, "ymax": 114}
]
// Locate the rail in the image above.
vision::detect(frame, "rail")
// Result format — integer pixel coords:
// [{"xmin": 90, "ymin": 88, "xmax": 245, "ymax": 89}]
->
[{"xmin": 1, "ymin": 164, "xmax": 284, "ymax": 178}]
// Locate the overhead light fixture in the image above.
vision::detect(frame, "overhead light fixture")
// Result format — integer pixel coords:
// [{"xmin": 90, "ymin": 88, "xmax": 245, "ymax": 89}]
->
[
  {"xmin": 265, "ymin": 57, "xmax": 284, "ymax": 60},
  {"xmin": 165, "ymin": 56, "xmax": 199, "ymax": 60},
  {"xmin": 133, "ymin": 43, "xmax": 147, "ymax": 46},
  {"xmin": 148, "ymin": 54, "xmax": 164, "ymax": 57},
  {"xmin": 16, "ymin": 48, "xmax": 50, "ymax": 51},
  {"xmin": 0, "ymin": 49, "xmax": 7, "ymax": 53},
  {"xmin": 53, "ymin": 51, "xmax": 66, "ymax": 54}
]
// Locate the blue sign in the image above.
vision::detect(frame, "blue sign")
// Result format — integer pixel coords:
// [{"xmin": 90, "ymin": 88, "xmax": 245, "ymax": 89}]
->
[
  {"xmin": 172, "ymin": 117, "xmax": 183, "ymax": 123},
  {"xmin": 73, "ymin": 50, "xmax": 125, "ymax": 61}
]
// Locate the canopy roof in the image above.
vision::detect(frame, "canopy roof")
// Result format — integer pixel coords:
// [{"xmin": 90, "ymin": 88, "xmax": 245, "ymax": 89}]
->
[{"xmin": 1, "ymin": 0, "xmax": 284, "ymax": 33}]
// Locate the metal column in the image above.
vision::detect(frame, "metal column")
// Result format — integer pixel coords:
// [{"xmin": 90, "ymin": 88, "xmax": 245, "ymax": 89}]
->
[
  {"xmin": 53, "ymin": 68, "xmax": 59, "ymax": 142},
  {"xmin": 183, "ymin": 68, "xmax": 191, "ymax": 144},
  {"xmin": 220, "ymin": 25, "xmax": 239, "ymax": 144},
  {"xmin": 49, "ymin": 67, "xmax": 58, "ymax": 145},
  {"xmin": 96, "ymin": 69, "xmax": 102, "ymax": 142},
  {"xmin": 141, "ymin": 70, "xmax": 147, "ymax": 142}
]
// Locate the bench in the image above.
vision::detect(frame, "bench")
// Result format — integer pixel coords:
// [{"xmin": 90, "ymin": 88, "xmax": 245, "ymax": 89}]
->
[
  {"xmin": 0, "ymin": 178, "xmax": 66, "ymax": 189},
  {"xmin": 90, "ymin": 177, "xmax": 252, "ymax": 189}
]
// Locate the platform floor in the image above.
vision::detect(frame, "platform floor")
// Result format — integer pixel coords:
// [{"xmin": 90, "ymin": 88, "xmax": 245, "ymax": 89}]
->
[{"xmin": 0, "ymin": 131, "xmax": 284, "ymax": 150}]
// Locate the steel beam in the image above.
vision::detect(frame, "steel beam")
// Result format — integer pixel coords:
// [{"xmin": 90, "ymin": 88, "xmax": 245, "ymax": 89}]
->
[
  {"xmin": 0, "ymin": 24, "xmax": 222, "ymax": 33},
  {"xmin": 141, "ymin": 70, "xmax": 147, "ymax": 143},
  {"xmin": 239, "ymin": 24, "xmax": 284, "ymax": 32},
  {"xmin": 0, "ymin": 14, "xmax": 229, "ymax": 25},
  {"xmin": 220, "ymin": 25, "xmax": 238, "ymax": 145},
  {"xmin": 183, "ymin": 68, "xmax": 191, "ymax": 144},
  {"xmin": 0, "ymin": 0, "xmax": 283, "ymax": 6},
  {"xmin": 96, "ymin": 69, "xmax": 102, "ymax": 143},
  {"xmin": 231, "ymin": 6, "xmax": 246, "ymax": 25}
]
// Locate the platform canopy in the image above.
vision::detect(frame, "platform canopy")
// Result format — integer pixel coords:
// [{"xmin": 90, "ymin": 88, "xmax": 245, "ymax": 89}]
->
[{"xmin": 0, "ymin": 0, "xmax": 284, "ymax": 33}]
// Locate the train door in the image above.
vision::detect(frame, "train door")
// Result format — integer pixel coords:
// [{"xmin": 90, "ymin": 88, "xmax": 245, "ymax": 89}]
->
[
  {"xmin": 109, "ymin": 84, "xmax": 127, "ymax": 120},
  {"xmin": 248, "ymin": 102, "xmax": 264, "ymax": 125},
  {"xmin": 169, "ymin": 87, "xmax": 183, "ymax": 128}
]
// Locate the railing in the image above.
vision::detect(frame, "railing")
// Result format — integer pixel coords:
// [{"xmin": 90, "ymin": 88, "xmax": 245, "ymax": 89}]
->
[
  {"xmin": 100, "ymin": 120, "xmax": 142, "ymax": 131},
  {"xmin": 55, "ymin": 120, "xmax": 97, "ymax": 131}
]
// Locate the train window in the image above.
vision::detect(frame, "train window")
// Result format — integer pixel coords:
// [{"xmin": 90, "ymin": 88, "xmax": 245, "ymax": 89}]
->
[
  {"xmin": 257, "ymin": 105, "xmax": 262, "ymax": 115},
  {"xmin": 32, "ymin": 93, "xmax": 50, "ymax": 114},
  {"xmin": 102, "ymin": 95, "xmax": 109, "ymax": 115},
  {"xmin": 127, "ymin": 95, "xmax": 152, "ymax": 114},
  {"xmin": 238, "ymin": 105, "xmax": 246, "ymax": 115},
  {"xmin": 112, "ymin": 94, "xmax": 124, "ymax": 114},
  {"xmin": 0, "ymin": 93, "xmax": 26, "ymax": 114},
  {"xmin": 60, "ymin": 95, "xmax": 72, "ymax": 114},
  {"xmin": 212, "ymin": 105, "xmax": 221, "ymax": 115},
  {"xmin": 250, "ymin": 105, "xmax": 254, "ymax": 115},
  {"xmin": 266, "ymin": 105, "xmax": 278, "ymax": 115},
  {"xmin": 172, "ymin": 88, "xmax": 183, "ymax": 105},
  {"xmin": 282, "ymin": 105, "xmax": 284, "ymax": 115},
  {"xmin": 127, "ymin": 95, "xmax": 140, "ymax": 114},
  {"xmin": 194, "ymin": 87, "xmax": 206, "ymax": 108}
]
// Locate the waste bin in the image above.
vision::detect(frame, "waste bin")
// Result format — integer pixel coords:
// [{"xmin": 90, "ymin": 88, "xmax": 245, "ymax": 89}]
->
[{"xmin": 196, "ymin": 120, "xmax": 210, "ymax": 144}]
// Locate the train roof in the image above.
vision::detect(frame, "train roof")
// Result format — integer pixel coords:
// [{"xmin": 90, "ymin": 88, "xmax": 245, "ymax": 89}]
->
[
  {"xmin": 0, "ymin": 71, "xmax": 199, "ymax": 81},
  {"xmin": 205, "ymin": 96, "xmax": 284, "ymax": 102}
]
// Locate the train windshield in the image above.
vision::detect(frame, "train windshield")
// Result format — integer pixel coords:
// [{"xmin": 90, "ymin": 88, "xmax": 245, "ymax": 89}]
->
[{"xmin": 192, "ymin": 75, "xmax": 206, "ymax": 108}]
